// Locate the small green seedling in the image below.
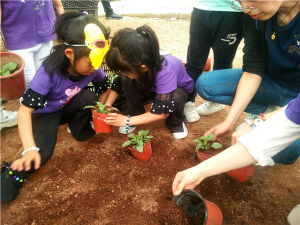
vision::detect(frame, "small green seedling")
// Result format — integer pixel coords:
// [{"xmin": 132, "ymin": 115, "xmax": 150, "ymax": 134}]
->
[
  {"xmin": 122, "ymin": 130, "xmax": 153, "ymax": 152},
  {"xmin": 193, "ymin": 133, "xmax": 222, "ymax": 152},
  {"xmin": 84, "ymin": 101, "xmax": 119, "ymax": 114},
  {"xmin": 106, "ymin": 71, "xmax": 118, "ymax": 84},
  {"xmin": 0, "ymin": 61, "xmax": 17, "ymax": 76}
]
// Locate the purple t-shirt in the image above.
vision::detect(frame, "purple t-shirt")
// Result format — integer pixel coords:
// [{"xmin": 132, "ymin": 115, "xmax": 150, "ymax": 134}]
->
[
  {"xmin": 285, "ymin": 93, "xmax": 300, "ymax": 125},
  {"xmin": 29, "ymin": 66, "xmax": 105, "ymax": 114},
  {"xmin": 151, "ymin": 54, "xmax": 194, "ymax": 94},
  {"xmin": 1, "ymin": 0, "xmax": 56, "ymax": 50}
]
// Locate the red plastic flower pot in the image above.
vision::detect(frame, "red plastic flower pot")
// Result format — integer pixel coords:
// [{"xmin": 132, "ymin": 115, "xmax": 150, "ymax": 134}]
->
[
  {"xmin": 203, "ymin": 58, "xmax": 211, "ymax": 71},
  {"xmin": 91, "ymin": 108, "xmax": 112, "ymax": 133},
  {"xmin": 0, "ymin": 52, "xmax": 26, "ymax": 100},
  {"xmin": 204, "ymin": 199, "xmax": 223, "ymax": 225},
  {"xmin": 126, "ymin": 138, "xmax": 152, "ymax": 161},
  {"xmin": 197, "ymin": 150, "xmax": 254, "ymax": 183}
]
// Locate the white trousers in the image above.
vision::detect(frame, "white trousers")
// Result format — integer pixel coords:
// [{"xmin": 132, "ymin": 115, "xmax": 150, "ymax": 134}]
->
[{"xmin": 8, "ymin": 41, "xmax": 53, "ymax": 89}]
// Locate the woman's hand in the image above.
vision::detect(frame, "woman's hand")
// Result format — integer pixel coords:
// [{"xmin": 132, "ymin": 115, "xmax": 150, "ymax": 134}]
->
[
  {"xmin": 172, "ymin": 165, "xmax": 204, "ymax": 196},
  {"xmin": 10, "ymin": 151, "xmax": 41, "ymax": 171},
  {"xmin": 231, "ymin": 123, "xmax": 252, "ymax": 145},
  {"xmin": 204, "ymin": 119, "xmax": 234, "ymax": 141},
  {"xmin": 104, "ymin": 113, "xmax": 127, "ymax": 127}
]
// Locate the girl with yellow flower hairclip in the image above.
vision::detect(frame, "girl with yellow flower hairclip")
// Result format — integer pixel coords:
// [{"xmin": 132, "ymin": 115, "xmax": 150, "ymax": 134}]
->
[{"xmin": 1, "ymin": 11, "xmax": 112, "ymax": 202}]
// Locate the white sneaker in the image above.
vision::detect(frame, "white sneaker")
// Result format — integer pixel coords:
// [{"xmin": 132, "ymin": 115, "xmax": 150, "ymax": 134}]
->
[
  {"xmin": 287, "ymin": 204, "xmax": 300, "ymax": 225},
  {"xmin": 119, "ymin": 125, "xmax": 138, "ymax": 134},
  {"xmin": 172, "ymin": 122, "xmax": 188, "ymax": 139},
  {"xmin": 196, "ymin": 101, "xmax": 225, "ymax": 116},
  {"xmin": 0, "ymin": 107, "xmax": 18, "ymax": 130},
  {"xmin": 184, "ymin": 101, "xmax": 200, "ymax": 123}
]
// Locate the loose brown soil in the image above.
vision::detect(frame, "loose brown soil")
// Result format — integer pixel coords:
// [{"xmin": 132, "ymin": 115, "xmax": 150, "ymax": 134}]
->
[{"xmin": 1, "ymin": 16, "xmax": 299, "ymax": 225}]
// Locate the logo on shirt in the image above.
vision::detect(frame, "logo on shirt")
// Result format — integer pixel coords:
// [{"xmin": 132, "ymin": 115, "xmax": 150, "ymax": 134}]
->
[
  {"xmin": 221, "ymin": 33, "xmax": 237, "ymax": 45},
  {"xmin": 288, "ymin": 34, "xmax": 300, "ymax": 55},
  {"xmin": 58, "ymin": 86, "xmax": 81, "ymax": 109},
  {"xmin": 21, "ymin": 0, "xmax": 45, "ymax": 10}
]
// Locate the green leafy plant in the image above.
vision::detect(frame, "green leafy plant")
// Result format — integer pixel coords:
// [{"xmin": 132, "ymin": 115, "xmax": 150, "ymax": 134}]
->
[
  {"xmin": 0, "ymin": 61, "xmax": 17, "ymax": 76},
  {"xmin": 122, "ymin": 130, "xmax": 153, "ymax": 152},
  {"xmin": 106, "ymin": 71, "xmax": 118, "ymax": 86},
  {"xmin": 84, "ymin": 101, "xmax": 119, "ymax": 114},
  {"xmin": 193, "ymin": 133, "xmax": 222, "ymax": 152}
]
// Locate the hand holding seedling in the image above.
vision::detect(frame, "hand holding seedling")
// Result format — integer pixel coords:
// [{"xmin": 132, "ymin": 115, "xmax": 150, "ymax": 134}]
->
[
  {"xmin": 105, "ymin": 113, "xmax": 127, "ymax": 127},
  {"xmin": 10, "ymin": 151, "xmax": 41, "ymax": 172},
  {"xmin": 205, "ymin": 120, "xmax": 234, "ymax": 141}
]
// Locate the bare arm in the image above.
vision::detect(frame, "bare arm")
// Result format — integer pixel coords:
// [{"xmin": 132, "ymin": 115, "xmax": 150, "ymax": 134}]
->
[
  {"xmin": 10, "ymin": 105, "xmax": 41, "ymax": 171},
  {"xmin": 172, "ymin": 142, "xmax": 256, "ymax": 195},
  {"xmin": 105, "ymin": 89, "xmax": 119, "ymax": 106},
  {"xmin": 205, "ymin": 72, "xmax": 262, "ymax": 140},
  {"xmin": 105, "ymin": 112, "xmax": 168, "ymax": 127},
  {"xmin": 98, "ymin": 89, "xmax": 110, "ymax": 104},
  {"xmin": 52, "ymin": 0, "xmax": 64, "ymax": 15}
]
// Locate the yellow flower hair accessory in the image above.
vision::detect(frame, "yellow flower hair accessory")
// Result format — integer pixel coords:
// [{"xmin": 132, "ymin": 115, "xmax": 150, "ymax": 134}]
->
[{"xmin": 84, "ymin": 24, "xmax": 109, "ymax": 70}]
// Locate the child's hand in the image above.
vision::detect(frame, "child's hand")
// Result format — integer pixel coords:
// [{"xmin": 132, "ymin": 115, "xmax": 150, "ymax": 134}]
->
[
  {"xmin": 104, "ymin": 113, "xmax": 127, "ymax": 127},
  {"xmin": 10, "ymin": 151, "xmax": 41, "ymax": 172}
]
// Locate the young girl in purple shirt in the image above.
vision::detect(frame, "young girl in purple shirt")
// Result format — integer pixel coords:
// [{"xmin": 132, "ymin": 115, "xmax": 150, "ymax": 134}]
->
[
  {"xmin": 1, "ymin": 11, "xmax": 111, "ymax": 201},
  {"xmin": 104, "ymin": 25, "xmax": 194, "ymax": 139}
]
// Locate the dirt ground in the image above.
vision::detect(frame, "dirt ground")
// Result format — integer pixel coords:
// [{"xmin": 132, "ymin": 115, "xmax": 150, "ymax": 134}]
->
[{"xmin": 1, "ymin": 16, "xmax": 300, "ymax": 225}]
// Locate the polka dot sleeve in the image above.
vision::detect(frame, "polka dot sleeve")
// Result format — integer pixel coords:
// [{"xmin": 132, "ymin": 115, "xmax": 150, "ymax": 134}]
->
[
  {"xmin": 20, "ymin": 88, "xmax": 47, "ymax": 109},
  {"xmin": 150, "ymin": 92, "xmax": 175, "ymax": 115}
]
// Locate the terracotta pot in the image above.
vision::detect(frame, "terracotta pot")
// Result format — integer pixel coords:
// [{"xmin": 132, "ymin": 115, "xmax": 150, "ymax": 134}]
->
[
  {"xmin": 173, "ymin": 189, "xmax": 223, "ymax": 225},
  {"xmin": 0, "ymin": 52, "xmax": 26, "ymax": 100},
  {"xmin": 203, "ymin": 58, "xmax": 211, "ymax": 71},
  {"xmin": 91, "ymin": 107, "xmax": 112, "ymax": 133},
  {"xmin": 126, "ymin": 136, "xmax": 152, "ymax": 161},
  {"xmin": 204, "ymin": 199, "xmax": 223, "ymax": 225},
  {"xmin": 197, "ymin": 149, "xmax": 254, "ymax": 183}
]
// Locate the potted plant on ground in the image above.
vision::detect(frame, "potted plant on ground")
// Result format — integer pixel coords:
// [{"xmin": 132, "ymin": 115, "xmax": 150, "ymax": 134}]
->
[
  {"xmin": 0, "ymin": 52, "xmax": 26, "ymax": 100},
  {"xmin": 84, "ymin": 102, "xmax": 119, "ymax": 133},
  {"xmin": 122, "ymin": 130, "xmax": 153, "ymax": 161},
  {"xmin": 194, "ymin": 133, "xmax": 254, "ymax": 182}
]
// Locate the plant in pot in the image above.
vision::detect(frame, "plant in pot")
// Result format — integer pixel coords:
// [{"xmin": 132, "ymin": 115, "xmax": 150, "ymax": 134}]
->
[
  {"xmin": 84, "ymin": 102, "xmax": 119, "ymax": 133},
  {"xmin": 0, "ymin": 52, "xmax": 26, "ymax": 100},
  {"xmin": 1, "ymin": 61, "xmax": 17, "ymax": 76},
  {"xmin": 194, "ymin": 133, "xmax": 254, "ymax": 183},
  {"xmin": 122, "ymin": 130, "xmax": 153, "ymax": 161}
]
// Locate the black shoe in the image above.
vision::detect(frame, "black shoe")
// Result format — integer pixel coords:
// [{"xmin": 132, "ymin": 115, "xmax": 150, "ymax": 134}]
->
[{"xmin": 106, "ymin": 13, "xmax": 123, "ymax": 20}]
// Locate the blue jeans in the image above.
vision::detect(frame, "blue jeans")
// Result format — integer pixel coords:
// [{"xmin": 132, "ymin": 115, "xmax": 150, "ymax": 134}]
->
[
  {"xmin": 272, "ymin": 139, "xmax": 300, "ymax": 165},
  {"xmin": 196, "ymin": 68, "xmax": 300, "ymax": 165},
  {"xmin": 195, "ymin": 69, "xmax": 299, "ymax": 114}
]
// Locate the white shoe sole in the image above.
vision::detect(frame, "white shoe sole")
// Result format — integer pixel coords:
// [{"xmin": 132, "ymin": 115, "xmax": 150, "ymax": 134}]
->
[
  {"xmin": 0, "ymin": 120, "xmax": 18, "ymax": 130},
  {"xmin": 172, "ymin": 123, "xmax": 188, "ymax": 139}
]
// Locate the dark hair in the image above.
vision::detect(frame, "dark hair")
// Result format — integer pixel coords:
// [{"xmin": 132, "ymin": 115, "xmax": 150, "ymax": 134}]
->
[
  {"xmin": 105, "ymin": 25, "xmax": 164, "ymax": 97},
  {"xmin": 43, "ymin": 11, "xmax": 110, "ymax": 78}
]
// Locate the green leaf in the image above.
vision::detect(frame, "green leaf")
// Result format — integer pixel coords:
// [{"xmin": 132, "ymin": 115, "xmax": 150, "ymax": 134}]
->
[
  {"xmin": 137, "ymin": 140, "xmax": 143, "ymax": 146},
  {"xmin": 128, "ymin": 133, "xmax": 135, "ymax": 138},
  {"xmin": 193, "ymin": 139, "xmax": 200, "ymax": 143},
  {"xmin": 1, "ymin": 71, "xmax": 10, "ymax": 76},
  {"xmin": 206, "ymin": 133, "xmax": 215, "ymax": 141},
  {"xmin": 122, "ymin": 140, "xmax": 132, "ymax": 147},
  {"xmin": 136, "ymin": 145, "xmax": 143, "ymax": 153},
  {"xmin": 211, "ymin": 142, "xmax": 223, "ymax": 149},
  {"xmin": 138, "ymin": 130, "xmax": 145, "ymax": 136},
  {"xmin": 195, "ymin": 142, "xmax": 202, "ymax": 152},
  {"xmin": 146, "ymin": 135, "xmax": 153, "ymax": 139},
  {"xmin": 7, "ymin": 61, "xmax": 17, "ymax": 71}
]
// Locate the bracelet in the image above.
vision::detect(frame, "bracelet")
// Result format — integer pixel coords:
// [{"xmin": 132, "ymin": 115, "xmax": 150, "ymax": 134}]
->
[
  {"xmin": 21, "ymin": 147, "xmax": 40, "ymax": 156},
  {"xmin": 259, "ymin": 113, "xmax": 266, "ymax": 121},
  {"xmin": 244, "ymin": 118, "xmax": 255, "ymax": 129},
  {"xmin": 126, "ymin": 115, "xmax": 130, "ymax": 133}
]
